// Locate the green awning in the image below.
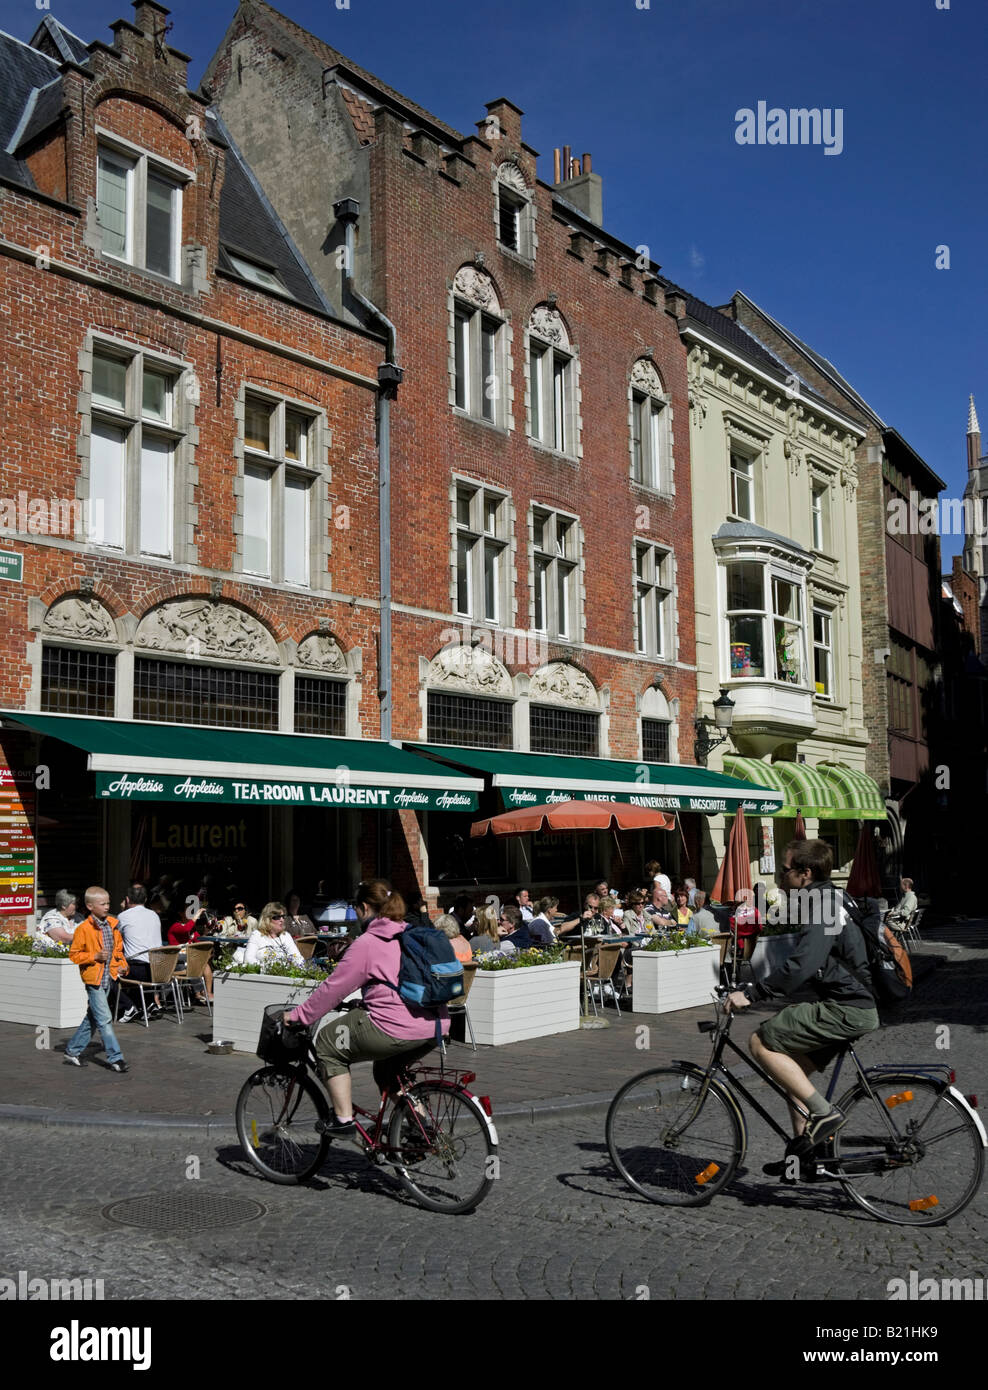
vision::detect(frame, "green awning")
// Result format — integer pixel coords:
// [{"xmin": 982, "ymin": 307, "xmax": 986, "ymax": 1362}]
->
[
  {"xmin": 724, "ymin": 755, "xmax": 885, "ymax": 820},
  {"xmin": 1, "ymin": 713, "xmax": 482, "ymax": 810},
  {"xmin": 405, "ymin": 743, "xmax": 783, "ymax": 815},
  {"xmin": 817, "ymin": 762, "xmax": 887, "ymax": 820}
]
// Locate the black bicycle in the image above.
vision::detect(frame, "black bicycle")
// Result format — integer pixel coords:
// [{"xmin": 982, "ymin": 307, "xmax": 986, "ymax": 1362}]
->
[
  {"xmin": 606, "ymin": 987, "xmax": 985, "ymax": 1226},
  {"xmin": 235, "ymin": 1003, "xmax": 498, "ymax": 1214}
]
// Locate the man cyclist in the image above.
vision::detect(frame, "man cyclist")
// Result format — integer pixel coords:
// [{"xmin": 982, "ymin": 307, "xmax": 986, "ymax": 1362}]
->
[{"xmin": 726, "ymin": 839, "xmax": 879, "ymax": 1173}]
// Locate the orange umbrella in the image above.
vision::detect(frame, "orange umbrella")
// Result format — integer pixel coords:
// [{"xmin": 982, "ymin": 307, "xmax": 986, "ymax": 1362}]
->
[
  {"xmin": 711, "ymin": 807, "xmax": 752, "ymax": 906},
  {"xmin": 846, "ymin": 824, "xmax": 881, "ymax": 898},
  {"xmin": 471, "ymin": 800, "xmax": 674, "ymax": 837},
  {"xmin": 793, "ymin": 811, "xmax": 807, "ymax": 841}
]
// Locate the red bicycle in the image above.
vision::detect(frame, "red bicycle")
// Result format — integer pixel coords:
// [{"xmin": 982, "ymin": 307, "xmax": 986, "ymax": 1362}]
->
[{"xmin": 235, "ymin": 1005, "xmax": 498, "ymax": 1213}]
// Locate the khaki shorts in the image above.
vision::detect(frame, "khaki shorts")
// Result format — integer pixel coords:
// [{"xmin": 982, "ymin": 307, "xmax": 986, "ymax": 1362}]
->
[
  {"xmin": 314, "ymin": 1005, "xmax": 435, "ymax": 1086},
  {"xmin": 757, "ymin": 1000, "xmax": 880, "ymax": 1071}
]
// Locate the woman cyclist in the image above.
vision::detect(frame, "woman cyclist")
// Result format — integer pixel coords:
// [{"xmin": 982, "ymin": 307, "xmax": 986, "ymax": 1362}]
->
[{"xmin": 283, "ymin": 881, "xmax": 450, "ymax": 1135}]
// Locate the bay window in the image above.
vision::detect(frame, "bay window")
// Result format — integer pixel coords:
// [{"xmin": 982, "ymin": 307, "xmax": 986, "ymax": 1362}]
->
[{"xmin": 723, "ymin": 559, "xmax": 808, "ymax": 685}]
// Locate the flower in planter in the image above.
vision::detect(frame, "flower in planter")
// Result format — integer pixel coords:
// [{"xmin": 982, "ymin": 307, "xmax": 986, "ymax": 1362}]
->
[
  {"xmin": 474, "ymin": 946, "xmax": 566, "ymax": 971},
  {"xmin": 222, "ymin": 959, "xmax": 328, "ymax": 979},
  {"xmin": 0, "ymin": 934, "xmax": 69, "ymax": 957},
  {"xmin": 640, "ymin": 931, "xmax": 710, "ymax": 953}
]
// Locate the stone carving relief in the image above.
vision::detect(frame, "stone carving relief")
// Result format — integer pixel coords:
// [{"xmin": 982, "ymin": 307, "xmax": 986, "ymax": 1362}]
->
[
  {"xmin": 529, "ymin": 305, "xmax": 567, "ymax": 346},
  {"xmin": 297, "ymin": 633, "xmax": 347, "ymax": 673},
  {"xmin": 496, "ymin": 162, "xmax": 528, "ymax": 195},
  {"xmin": 631, "ymin": 358, "xmax": 664, "ymax": 400},
  {"xmin": 687, "ymin": 346, "xmax": 709, "ymax": 428},
  {"xmin": 135, "ymin": 600, "xmax": 280, "ymax": 664},
  {"xmin": 427, "ymin": 644, "xmax": 512, "ymax": 695},
  {"xmin": 529, "ymin": 662, "xmax": 599, "ymax": 709},
  {"xmin": 785, "ymin": 403, "xmax": 805, "ymax": 476},
  {"xmin": 453, "ymin": 265, "xmax": 498, "ymax": 311},
  {"xmin": 43, "ymin": 596, "xmax": 116, "ymax": 643}
]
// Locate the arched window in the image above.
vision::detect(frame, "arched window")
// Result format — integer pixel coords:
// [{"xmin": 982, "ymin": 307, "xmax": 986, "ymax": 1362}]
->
[
  {"xmin": 527, "ymin": 305, "xmax": 578, "ymax": 457},
  {"xmin": 630, "ymin": 358, "xmax": 671, "ymax": 493},
  {"xmin": 450, "ymin": 266, "xmax": 507, "ymax": 428},
  {"xmin": 528, "ymin": 662, "xmax": 600, "ymax": 757},
  {"xmin": 495, "ymin": 163, "xmax": 534, "ymax": 261},
  {"xmin": 40, "ymin": 596, "xmax": 119, "ymax": 717}
]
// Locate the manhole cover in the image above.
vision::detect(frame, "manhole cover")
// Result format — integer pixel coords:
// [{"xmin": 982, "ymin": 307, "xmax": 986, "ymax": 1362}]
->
[{"xmin": 102, "ymin": 1193, "xmax": 266, "ymax": 1231}]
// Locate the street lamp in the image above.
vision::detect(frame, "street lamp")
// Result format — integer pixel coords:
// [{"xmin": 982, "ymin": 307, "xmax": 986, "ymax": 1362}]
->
[{"xmin": 694, "ymin": 688, "xmax": 735, "ymax": 767}]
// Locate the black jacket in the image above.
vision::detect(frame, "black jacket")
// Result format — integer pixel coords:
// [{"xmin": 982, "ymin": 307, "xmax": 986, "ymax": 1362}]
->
[{"xmin": 750, "ymin": 881, "xmax": 875, "ymax": 1008}]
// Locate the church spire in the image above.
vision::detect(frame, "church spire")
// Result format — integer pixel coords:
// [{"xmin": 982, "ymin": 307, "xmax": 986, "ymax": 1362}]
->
[{"xmin": 968, "ymin": 394, "xmax": 982, "ymax": 472}]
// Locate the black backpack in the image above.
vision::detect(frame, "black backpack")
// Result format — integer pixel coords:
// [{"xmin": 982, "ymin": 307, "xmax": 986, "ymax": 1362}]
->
[{"xmin": 843, "ymin": 894, "xmax": 912, "ymax": 1010}]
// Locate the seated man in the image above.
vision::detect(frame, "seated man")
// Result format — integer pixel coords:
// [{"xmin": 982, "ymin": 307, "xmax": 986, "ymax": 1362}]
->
[
  {"xmin": 727, "ymin": 839, "xmax": 879, "ymax": 1172},
  {"xmin": 885, "ymin": 877, "xmax": 917, "ymax": 933},
  {"xmin": 645, "ymin": 886, "xmax": 676, "ymax": 933},
  {"xmin": 556, "ymin": 892, "xmax": 601, "ymax": 938}
]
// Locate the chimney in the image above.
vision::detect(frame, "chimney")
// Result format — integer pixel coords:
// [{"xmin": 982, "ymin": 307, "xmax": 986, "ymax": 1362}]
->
[
  {"xmin": 968, "ymin": 394, "xmax": 981, "ymax": 472},
  {"xmin": 553, "ymin": 142, "xmax": 603, "ymax": 226}
]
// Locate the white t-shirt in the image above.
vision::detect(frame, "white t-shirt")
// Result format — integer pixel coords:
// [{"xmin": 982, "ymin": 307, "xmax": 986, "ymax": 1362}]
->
[
  {"xmin": 653, "ymin": 873, "xmax": 672, "ymax": 895},
  {"xmin": 244, "ymin": 931, "xmax": 305, "ymax": 970},
  {"xmin": 118, "ymin": 905, "xmax": 164, "ymax": 961}
]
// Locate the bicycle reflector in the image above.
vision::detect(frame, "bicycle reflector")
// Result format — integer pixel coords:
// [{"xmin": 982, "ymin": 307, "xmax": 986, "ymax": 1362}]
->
[
  {"xmin": 885, "ymin": 1090, "xmax": 914, "ymax": 1109},
  {"xmin": 478, "ymin": 1096, "xmax": 492, "ymax": 1116},
  {"xmin": 459, "ymin": 1073, "xmax": 476, "ymax": 1086},
  {"xmin": 968, "ymin": 1096, "xmax": 978, "ymax": 1108},
  {"xmin": 949, "ymin": 1070, "xmax": 956, "ymax": 1084},
  {"xmin": 694, "ymin": 1163, "xmax": 720, "ymax": 1185},
  {"xmin": 908, "ymin": 1195, "xmax": 939, "ymax": 1212}
]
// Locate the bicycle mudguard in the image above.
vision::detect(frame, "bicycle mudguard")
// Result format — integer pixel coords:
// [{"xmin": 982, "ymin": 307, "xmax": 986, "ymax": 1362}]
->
[
  {"xmin": 404, "ymin": 1082, "xmax": 499, "ymax": 1147},
  {"xmin": 947, "ymin": 1088, "xmax": 988, "ymax": 1146}
]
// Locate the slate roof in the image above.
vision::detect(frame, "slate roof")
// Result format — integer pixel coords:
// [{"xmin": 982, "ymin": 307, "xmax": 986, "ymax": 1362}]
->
[
  {"xmin": 0, "ymin": 30, "xmax": 61, "ymax": 187},
  {"xmin": 31, "ymin": 15, "xmax": 90, "ymax": 66}
]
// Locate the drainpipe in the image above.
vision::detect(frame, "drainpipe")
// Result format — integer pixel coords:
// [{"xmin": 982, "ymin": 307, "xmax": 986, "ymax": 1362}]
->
[{"xmin": 333, "ymin": 199, "xmax": 402, "ymax": 876}]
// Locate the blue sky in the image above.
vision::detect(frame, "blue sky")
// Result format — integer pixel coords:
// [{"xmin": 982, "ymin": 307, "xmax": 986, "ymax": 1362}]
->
[{"xmin": 15, "ymin": 0, "xmax": 986, "ymax": 559}]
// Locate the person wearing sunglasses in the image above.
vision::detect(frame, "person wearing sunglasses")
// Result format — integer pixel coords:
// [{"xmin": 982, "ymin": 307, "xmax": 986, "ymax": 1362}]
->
[{"xmin": 243, "ymin": 902, "xmax": 306, "ymax": 969}]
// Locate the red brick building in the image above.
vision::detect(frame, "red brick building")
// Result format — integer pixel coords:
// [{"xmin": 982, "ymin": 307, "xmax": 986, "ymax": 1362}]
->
[
  {"xmin": 0, "ymin": 4, "xmax": 476, "ymax": 926},
  {"xmin": 206, "ymin": 1, "xmax": 710, "ymax": 901}
]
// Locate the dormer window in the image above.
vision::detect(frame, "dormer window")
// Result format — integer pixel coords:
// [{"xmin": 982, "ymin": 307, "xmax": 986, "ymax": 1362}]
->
[
  {"xmin": 97, "ymin": 141, "xmax": 185, "ymax": 281},
  {"xmin": 495, "ymin": 163, "xmax": 534, "ymax": 261},
  {"xmin": 226, "ymin": 252, "xmax": 288, "ymax": 295}
]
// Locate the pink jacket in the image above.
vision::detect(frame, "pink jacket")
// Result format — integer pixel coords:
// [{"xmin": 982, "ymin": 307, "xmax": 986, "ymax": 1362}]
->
[{"xmin": 287, "ymin": 917, "xmax": 450, "ymax": 1042}]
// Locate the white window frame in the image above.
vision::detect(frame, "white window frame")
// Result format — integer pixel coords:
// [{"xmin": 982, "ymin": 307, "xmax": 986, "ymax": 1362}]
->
[
  {"xmin": 729, "ymin": 449, "xmax": 756, "ymax": 522},
  {"xmin": 529, "ymin": 339, "xmax": 573, "ymax": 454},
  {"xmin": 453, "ymin": 300, "xmax": 505, "ymax": 427},
  {"xmin": 454, "ymin": 480, "xmax": 510, "ymax": 624},
  {"xmin": 720, "ymin": 557, "xmax": 809, "ymax": 687},
  {"xmin": 86, "ymin": 344, "xmax": 185, "ymax": 559},
  {"xmin": 240, "ymin": 392, "xmax": 319, "ymax": 586},
  {"xmin": 812, "ymin": 604, "xmax": 835, "ymax": 701},
  {"xmin": 811, "ymin": 477, "xmax": 832, "ymax": 554},
  {"xmin": 634, "ymin": 540, "xmax": 673, "ymax": 659},
  {"xmin": 96, "ymin": 138, "xmax": 187, "ymax": 282},
  {"xmin": 532, "ymin": 506, "xmax": 580, "ymax": 640}
]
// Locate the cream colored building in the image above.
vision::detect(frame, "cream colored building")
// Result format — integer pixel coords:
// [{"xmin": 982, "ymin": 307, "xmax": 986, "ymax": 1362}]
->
[{"xmin": 680, "ymin": 297, "xmax": 880, "ymax": 888}]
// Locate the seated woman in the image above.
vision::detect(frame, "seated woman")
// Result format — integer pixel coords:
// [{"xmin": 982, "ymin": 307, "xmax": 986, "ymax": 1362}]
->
[
  {"xmin": 671, "ymin": 888, "xmax": 694, "ymax": 928},
  {"xmin": 435, "ymin": 912, "xmax": 473, "ymax": 963},
  {"xmin": 621, "ymin": 889, "xmax": 649, "ymax": 935},
  {"xmin": 37, "ymin": 889, "xmax": 81, "ymax": 946},
  {"xmin": 166, "ymin": 902, "xmax": 215, "ymax": 1003},
  {"xmin": 220, "ymin": 901, "xmax": 258, "ymax": 937},
  {"xmin": 468, "ymin": 904, "xmax": 500, "ymax": 956},
  {"xmin": 244, "ymin": 903, "xmax": 306, "ymax": 969},
  {"xmin": 284, "ymin": 883, "xmax": 450, "ymax": 1135},
  {"xmin": 283, "ymin": 889, "xmax": 316, "ymax": 939}
]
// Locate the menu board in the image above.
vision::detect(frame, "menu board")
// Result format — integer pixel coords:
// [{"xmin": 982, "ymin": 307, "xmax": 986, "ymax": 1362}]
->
[{"xmin": 0, "ymin": 769, "xmax": 35, "ymax": 914}]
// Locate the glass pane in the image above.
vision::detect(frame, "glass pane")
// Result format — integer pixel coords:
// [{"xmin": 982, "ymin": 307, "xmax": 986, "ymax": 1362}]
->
[
  {"xmin": 283, "ymin": 477, "xmax": 309, "ymax": 584},
  {"xmin": 456, "ymin": 536, "xmax": 471, "ymax": 613},
  {"xmin": 530, "ymin": 706, "xmax": 599, "ymax": 757},
  {"xmin": 534, "ymin": 555, "xmax": 548, "ymax": 631},
  {"xmin": 635, "ymin": 544, "xmax": 648, "ymax": 580},
  {"xmin": 455, "ymin": 311, "xmax": 469, "ymax": 412},
  {"xmin": 427, "ymin": 692, "xmax": 513, "ymax": 750},
  {"xmin": 484, "ymin": 542, "xmax": 499, "ymax": 621},
  {"xmin": 649, "ymin": 403, "xmax": 662, "ymax": 487},
  {"xmin": 533, "ymin": 510, "xmax": 549, "ymax": 551},
  {"xmin": 728, "ymin": 615, "xmax": 765, "ymax": 677},
  {"xmin": 556, "ymin": 518, "xmax": 572, "ymax": 557},
  {"xmin": 89, "ymin": 422, "xmax": 126, "ymax": 547},
  {"xmin": 726, "ymin": 562, "xmax": 764, "ymax": 612},
  {"xmin": 139, "ymin": 435, "xmax": 172, "ymax": 557},
  {"xmin": 557, "ymin": 562, "xmax": 569, "ymax": 637},
  {"xmin": 498, "ymin": 194, "xmax": 519, "ymax": 250},
  {"xmin": 42, "ymin": 647, "xmax": 116, "ymax": 718},
  {"xmin": 553, "ymin": 356, "xmax": 566, "ymax": 452},
  {"xmin": 294, "ymin": 676, "xmax": 347, "ymax": 736},
  {"xmin": 482, "ymin": 321, "xmax": 496, "ymax": 422},
  {"xmin": 243, "ymin": 465, "xmax": 270, "ymax": 575},
  {"xmin": 134, "ymin": 657, "xmax": 278, "ymax": 730},
  {"xmin": 92, "ymin": 355, "xmax": 127, "ymax": 411},
  {"xmin": 142, "ymin": 369, "xmax": 170, "ymax": 423},
  {"xmin": 642, "ymin": 718, "xmax": 670, "ymax": 763},
  {"xmin": 774, "ymin": 620, "xmax": 803, "ymax": 684},
  {"xmin": 637, "ymin": 584, "xmax": 649, "ymax": 651},
  {"xmin": 814, "ymin": 644, "xmax": 831, "ymax": 696},
  {"xmin": 484, "ymin": 497, "xmax": 499, "ymax": 535},
  {"xmin": 772, "ymin": 577, "xmax": 801, "ymax": 621},
  {"xmin": 530, "ymin": 346, "xmax": 543, "ymax": 439},
  {"xmin": 97, "ymin": 153, "xmax": 130, "ymax": 258},
  {"xmin": 145, "ymin": 171, "xmax": 176, "ymax": 276},
  {"xmin": 456, "ymin": 486, "xmax": 472, "ymax": 528},
  {"xmin": 285, "ymin": 411, "xmax": 307, "ymax": 463},
  {"xmin": 245, "ymin": 399, "xmax": 272, "ymax": 453},
  {"xmin": 631, "ymin": 394, "xmax": 643, "ymax": 481}
]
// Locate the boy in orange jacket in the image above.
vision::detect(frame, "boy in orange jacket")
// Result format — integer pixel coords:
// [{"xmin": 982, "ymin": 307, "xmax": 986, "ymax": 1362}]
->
[{"xmin": 66, "ymin": 886, "xmax": 130, "ymax": 1073}]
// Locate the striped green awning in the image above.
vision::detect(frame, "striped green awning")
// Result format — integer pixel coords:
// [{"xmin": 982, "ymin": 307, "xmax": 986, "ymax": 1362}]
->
[
  {"xmin": 817, "ymin": 763, "xmax": 887, "ymax": 820},
  {"xmin": 723, "ymin": 755, "xmax": 886, "ymax": 820}
]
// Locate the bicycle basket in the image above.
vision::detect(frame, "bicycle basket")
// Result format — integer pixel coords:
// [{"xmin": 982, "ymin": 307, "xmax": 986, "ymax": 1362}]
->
[{"xmin": 256, "ymin": 1002, "xmax": 308, "ymax": 1064}]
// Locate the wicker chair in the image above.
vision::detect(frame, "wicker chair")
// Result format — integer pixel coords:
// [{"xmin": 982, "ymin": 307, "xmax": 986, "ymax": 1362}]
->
[
  {"xmin": 173, "ymin": 943, "xmax": 214, "ymax": 1016},
  {"xmin": 586, "ymin": 941, "xmax": 625, "ymax": 1016},
  {"xmin": 115, "ymin": 945, "xmax": 183, "ymax": 1026}
]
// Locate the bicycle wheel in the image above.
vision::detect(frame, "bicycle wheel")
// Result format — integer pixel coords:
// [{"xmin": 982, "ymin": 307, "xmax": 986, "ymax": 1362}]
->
[
  {"xmin": 387, "ymin": 1083, "xmax": 497, "ymax": 1214},
  {"xmin": 834, "ymin": 1076, "xmax": 984, "ymax": 1226},
  {"xmin": 236, "ymin": 1066, "xmax": 331, "ymax": 1184},
  {"xmin": 606, "ymin": 1065, "xmax": 744, "ymax": 1205}
]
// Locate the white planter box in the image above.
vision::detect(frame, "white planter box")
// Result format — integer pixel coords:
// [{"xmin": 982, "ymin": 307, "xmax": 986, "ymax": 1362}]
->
[
  {"xmin": 468, "ymin": 961, "xmax": 581, "ymax": 1046},
  {"xmin": 0, "ymin": 954, "xmax": 88, "ymax": 1027},
  {"xmin": 213, "ymin": 972, "xmax": 326, "ymax": 1053},
  {"xmin": 631, "ymin": 946, "xmax": 720, "ymax": 1015},
  {"xmin": 750, "ymin": 933, "xmax": 800, "ymax": 982}
]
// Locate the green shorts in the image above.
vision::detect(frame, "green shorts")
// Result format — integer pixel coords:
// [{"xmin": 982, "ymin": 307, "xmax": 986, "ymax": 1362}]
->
[
  {"xmin": 756, "ymin": 1000, "xmax": 880, "ymax": 1071},
  {"xmin": 314, "ymin": 1006, "xmax": 435, "ymax": 1086}
]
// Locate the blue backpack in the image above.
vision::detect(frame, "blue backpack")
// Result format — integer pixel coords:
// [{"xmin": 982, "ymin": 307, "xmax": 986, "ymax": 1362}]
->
[{"xmin": 386, "ymin": 925, "xmax": 464, "ymax": 1012}]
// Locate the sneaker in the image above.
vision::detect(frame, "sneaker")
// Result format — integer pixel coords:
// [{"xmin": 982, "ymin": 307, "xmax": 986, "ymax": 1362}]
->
[
  {"xmin": 762, "ymin": 1136, "xmax": 810, "ymax": 1177},
  {"xmin": 315, "ymin": 1114, "xmax": 355, "ymax": 1137},
  {"xmin": 147, "ymin": 1002, "xmax": 164, "ymax": 1017},
  {"xmin": 108, "ymin": 1061, "xmax": 129, "ymax": 1073},
  {"xmin": 64, "ymin": 1052, "xmax": 84, "ymax": 1067},
  {"xmin": 803, "ymin": 1108, "xmax": 847, "ymax": 1149},
  {"xmin": 119, "ymin": 1006, "xmax": 139, "ymax": 1023}
]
